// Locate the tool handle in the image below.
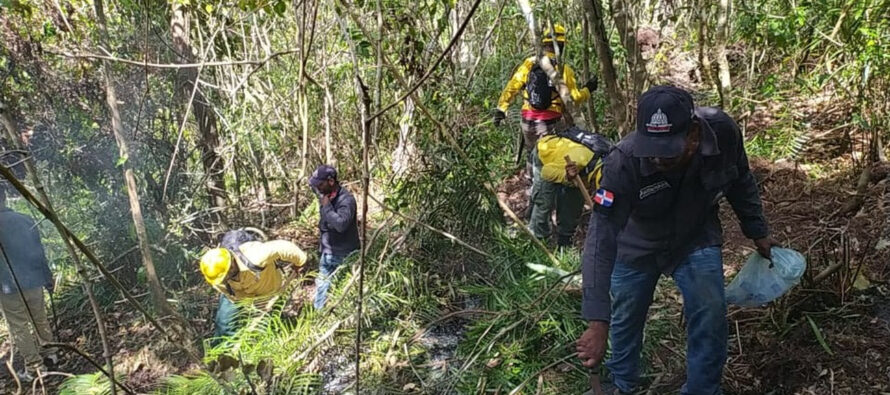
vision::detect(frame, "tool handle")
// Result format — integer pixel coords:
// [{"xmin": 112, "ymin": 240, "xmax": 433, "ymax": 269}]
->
[
  {"xmin": 589, "ymin": 372, "xmax": 605, "ymax": 395},
  {"xmin": 565, "ymin": 155, "xmax": 594, "ymax": 209}
]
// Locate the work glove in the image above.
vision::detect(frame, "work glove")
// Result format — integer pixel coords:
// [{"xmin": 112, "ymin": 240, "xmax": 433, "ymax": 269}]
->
[
  {"xmin": 584, "ymin": 76, "xmax": 598, "ymax": 93},
  {"xmin": 492, "ymin": 109, "xmax": 506, "ymax": 127}
]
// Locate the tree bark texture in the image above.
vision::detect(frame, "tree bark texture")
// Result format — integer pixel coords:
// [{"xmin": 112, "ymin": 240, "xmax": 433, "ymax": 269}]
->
[
  {"xmin": 582, "ymin": 0, "xmax": 630, "ymax": 135},
  {"xmin": 715, "ymin": 0, "xmax": 732, "ymax": 107},
  {"xmin": 170, "ymin": 3, "xmax": 228, "ymax": 224},
  {"xmin": 609, "ymin": 0, "xmax": 648, "ymax": 95}
]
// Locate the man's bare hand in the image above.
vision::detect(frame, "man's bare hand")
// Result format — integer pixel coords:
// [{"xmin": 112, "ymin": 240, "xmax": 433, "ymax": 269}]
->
[
  {"xmin": 566, "ymin": 162, "xmax": 580, "ymax": 180},
  {"xmin": 577, "ymin": 321, "xmax": 609, "ymax": 368},
  {"xmin": 754, "ymin": 237, "xmax": 779, "ymax": 260}
]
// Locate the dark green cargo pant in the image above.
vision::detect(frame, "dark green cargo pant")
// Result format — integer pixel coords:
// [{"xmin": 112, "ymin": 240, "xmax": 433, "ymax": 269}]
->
[{"xmin": 529, "ymin": 156, "xmax": 584, "ymax": 247}]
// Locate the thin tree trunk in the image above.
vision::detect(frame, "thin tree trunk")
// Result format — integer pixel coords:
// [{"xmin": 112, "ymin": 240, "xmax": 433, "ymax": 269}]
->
[
  {"xmin": 298, "ymin": 0, "xmax": 310, "ymax": 181},
  {"xmin": 374, "ymin": 0, "xmax": 384, "ymax": 145},
  {"xmin": 697, "ymin": 1, "xmax": 713, "ymax": 85},
  {"xmin": 580, "ymin": 14, "xmax": 598, "ymax": 132},
  {"xmin": 610, "ymin": 0, "xmax": 647, "ymax": 94},
  {"xmin": 582, "ymin": 0, "xmax": 630, "ymax": 135},
  {"xmin": 335, "ymin": 5, "xmax": 371, "ymax": 392},
  {"xmin": 324, "ymin": 86, "xmax": 334, "ymax": 164},
  {"xmin": 95, "ymin": 0, "xmax": 174, "ymax": 316},
  {"xmin": 392, "ymin": 96, "xmax": 416, "ymax": 176},
  {"xmin": 715, "ymin": 0, "xmax": 732, "ymax": 108},
  {"xmin": 0, "ymin": 106, "xmax": 118, "ymax": 395},
  {"xmin": 170, "ymin": 3, "xmax": 227, "ymax": 229}
]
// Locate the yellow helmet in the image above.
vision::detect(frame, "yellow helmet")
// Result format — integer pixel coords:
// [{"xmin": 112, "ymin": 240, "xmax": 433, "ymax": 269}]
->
[
  {"xmin": 200, "ymin": 248, "xmax": 232, "ymax": 286},
  {"xmin": 542, "ymin": 24, "xmax": 567, "ymax": 43}
]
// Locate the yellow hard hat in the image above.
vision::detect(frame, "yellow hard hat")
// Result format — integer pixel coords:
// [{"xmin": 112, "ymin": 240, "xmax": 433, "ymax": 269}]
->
[
  {"xmin": 542, "ymin": 24, "xmax": 567, "ymax": 43},
  {"xmin": 200, "ymin": 248, "xmax": 232, "ymax": 286}
]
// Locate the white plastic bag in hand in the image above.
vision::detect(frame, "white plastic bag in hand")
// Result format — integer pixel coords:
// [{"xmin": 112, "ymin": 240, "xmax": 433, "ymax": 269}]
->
[{"xmin": 726, "ymin": 247, "xmax": 806, "ymax": 307}]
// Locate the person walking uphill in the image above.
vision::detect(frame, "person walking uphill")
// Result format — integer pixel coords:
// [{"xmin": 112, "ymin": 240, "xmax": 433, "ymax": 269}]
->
[
  {"xmin": 576, "ymin": 86, "xmax": 778, "ymax": 394},
  {"xmin": 493, "ymin": 24, "xmax": 597, "ymax": 154},
  {"xmin": 200, "ymin": 230, "xmax": 307, "ymax": 340},
  {"xmin": 0, "ymin": 187, "xmax": 57, "ymax": 382},
  {"xmin": 309, "ymin": 165, "xmax": 359, "ymax": 309},
  {"xmin": 530, "ymin": 127, "xmax": 612, "ymax": 248}
]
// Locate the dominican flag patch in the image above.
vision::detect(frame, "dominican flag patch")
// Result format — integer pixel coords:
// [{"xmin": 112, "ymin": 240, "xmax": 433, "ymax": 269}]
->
[{"xmin": 594, "ymin": 189, "xmax": 614, "ymax": 207}]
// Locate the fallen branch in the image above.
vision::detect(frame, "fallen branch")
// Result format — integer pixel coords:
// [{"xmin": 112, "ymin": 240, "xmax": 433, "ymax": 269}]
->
[{"xmin": 47, "ymin": 48, "xmax": 300, "ymax": 69}]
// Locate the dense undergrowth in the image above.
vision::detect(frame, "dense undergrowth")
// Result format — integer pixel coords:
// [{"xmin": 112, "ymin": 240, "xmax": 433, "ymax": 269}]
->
[{"xmin": 2, "ymin": 0, "xmax": 888, "ymax": 393}]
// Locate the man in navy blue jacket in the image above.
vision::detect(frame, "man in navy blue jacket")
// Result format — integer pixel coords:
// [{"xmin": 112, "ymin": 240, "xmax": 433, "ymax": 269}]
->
[
  {"xmin": 309, "ymin": 165, "xmax": 359, "ymax": 309},
  {"xmin": 576, "ymin": 86, "xmax": 777, "ymax": 394}
]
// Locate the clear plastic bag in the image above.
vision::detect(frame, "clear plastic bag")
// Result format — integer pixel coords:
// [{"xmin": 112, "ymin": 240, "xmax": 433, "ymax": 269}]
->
[{"xmin": 726, "ymin": 247, "xmax": 806, "ymax": 307}]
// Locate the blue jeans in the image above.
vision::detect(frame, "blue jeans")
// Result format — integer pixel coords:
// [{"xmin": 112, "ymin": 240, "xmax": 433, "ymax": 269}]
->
[
  {"xmin": 606, "ymin": 247, "xmax": 727, "ymax": 395},
  {"xmin": 314, "ymin": 253, "xmax": 347, "ymax": 309},
  {"xmin": 213, "ymin": 294, "xmax": 240, "ymax": 343}
]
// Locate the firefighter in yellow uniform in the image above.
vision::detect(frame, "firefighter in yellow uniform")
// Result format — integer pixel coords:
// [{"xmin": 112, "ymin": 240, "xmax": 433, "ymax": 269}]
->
[
  {"xmin": 530, "ymin": 127, "xmax": 612, "ymax": 248},
  {"xmin": 200, "ymin": 235, "xmax": 307, "ymax": 339},
  {"xmin": 492, "ymin": 24, "xmax": 597, "ymax": 149}
]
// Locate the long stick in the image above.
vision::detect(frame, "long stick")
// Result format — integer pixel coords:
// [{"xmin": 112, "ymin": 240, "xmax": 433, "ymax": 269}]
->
[
  {"xmin": 564, "ymin": 155, "xmax": 594, "ymax": 209},
  {"xmin": 334, "ymin": 4, "xmax": 372, "ymax": 392}
]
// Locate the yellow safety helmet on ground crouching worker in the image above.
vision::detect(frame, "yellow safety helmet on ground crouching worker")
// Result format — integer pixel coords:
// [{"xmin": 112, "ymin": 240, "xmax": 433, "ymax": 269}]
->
[
  {"xmin": 542, "ymin": 24, "xmax": 567, "ymax": 43},
  {"xmin": 200, "ymin": 248, "xmax": 232, "ymax": 286}
]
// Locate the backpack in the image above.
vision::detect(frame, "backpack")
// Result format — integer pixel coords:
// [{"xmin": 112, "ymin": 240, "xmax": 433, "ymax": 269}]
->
[
  {"xmin": 556, "ymin": 127, "xmax": 614, "ymax": 177},
  {"xmin": 526, "ymin": 61, "xmax": 556, "ymax": 110},
  {"xmin": 220, "ymin": 229, "xmax": 263, "ymax": 273}
]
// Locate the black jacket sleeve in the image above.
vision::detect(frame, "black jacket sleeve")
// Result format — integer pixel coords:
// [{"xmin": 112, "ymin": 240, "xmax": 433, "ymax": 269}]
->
[
  {"xmin": 725, "ymin": 120, "xmax": 770, "ymax": 240},
  {"xmin": 581, "ymin": 152, "xmax": 633, "ymax": 322}
]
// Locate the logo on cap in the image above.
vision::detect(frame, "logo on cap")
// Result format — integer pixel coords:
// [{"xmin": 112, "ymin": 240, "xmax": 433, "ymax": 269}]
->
[{"xmin": 645, "ymin": 109, "xmax": 672, "ymax": 133}]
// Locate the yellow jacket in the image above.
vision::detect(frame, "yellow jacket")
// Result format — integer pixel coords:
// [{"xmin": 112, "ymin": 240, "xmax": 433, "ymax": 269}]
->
[
  {"xmin": 214, "ymin": 240, "xmax": 307, "ymax": 300},
  {"xmin": 537, "ymin": 135, "xmax": 603, "ymax": 188},
  {"xmin": 497, "ymin": 54, "xmax": 591, "ymax": 116}
]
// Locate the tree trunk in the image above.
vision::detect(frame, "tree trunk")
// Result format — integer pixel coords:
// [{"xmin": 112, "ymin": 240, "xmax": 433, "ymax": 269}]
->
[
  {"xmin": 580, "ymin": 15, "xmax": 599, "ymax": 132},
  {"xmin": 582, "ymin": 0, "xmax": 631, "ymax": 135},
  {"xmin": 95, "ymin": 0, "xmax": 174, "ymax": 316},
  {"xmin": 697, "ymin": 1, "xmax": 713, "ymax": 85},
  {"xmin": 392, "ymin": 96, "xmax": 416, "ymax": 177},
  {"xmin": 609, "ymin": 0, "xmax": 647, "ymax": 94},
  {"xmin": 170, "ymin": 3, "xmax": 227, "ymax": 228},
  {"xmin": 715, "ymin": 0, "xmax": 732, "ymax": 108}
]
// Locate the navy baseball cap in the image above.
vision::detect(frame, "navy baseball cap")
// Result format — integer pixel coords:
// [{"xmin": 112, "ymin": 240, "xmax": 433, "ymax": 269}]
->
[
  {"xmin": 631, "ymin": 86, "xmax": 696, "ymax": 158},
  {"xmin": 308, "ymin": 165, "xmax": 337, "ymax": 187}
]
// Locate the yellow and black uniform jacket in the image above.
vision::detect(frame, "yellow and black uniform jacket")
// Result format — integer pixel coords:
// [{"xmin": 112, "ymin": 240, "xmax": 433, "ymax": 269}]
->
[
  {"xmin": 214, "ymin": 240, "xmax": 307, "ymax": 300},
  {"xmin": 537, "ymin": 135, "xmax": 604, "ymax": 189},
  {"xmin": 497, "ymin": 53, "xmax": 591, "ymax": 120}
]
